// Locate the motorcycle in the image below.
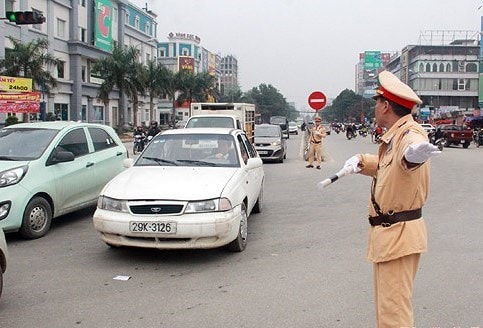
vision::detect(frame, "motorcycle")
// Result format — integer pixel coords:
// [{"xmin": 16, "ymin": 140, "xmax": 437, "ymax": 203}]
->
[
  {"xmin": 346, "ymin": 130, "xmax": 356, "ymax": 140},
  {"xmin": 133, "ymin": 134, "xmax": 145, "ymax": 154},
  {"xmin": 428, "ymin": 131, "xmax": 444, "ymax": 151},
  {"xmin": 358, "ymin": 128, "xmax": 368, "ymax": 137},
  {"xmin": 372, "ymin": 132, "xmax": 383, "ymax": 144},
  {"xmin": 473, "ymin": 129, "xmax": 483, "ymax": 148}
]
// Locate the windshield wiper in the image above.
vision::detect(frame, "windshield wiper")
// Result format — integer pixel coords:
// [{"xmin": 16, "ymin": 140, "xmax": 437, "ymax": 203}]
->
[
  {"xmin": 177, "ymin": 159, "xmax": 217, "ymax": 166},
  {"xmin": 142, "ymin": 156, "xmax": 178, "ymax": 166},
  {"xmin": 0, "ymin": 156, "xmax": 16, "ymax": 161}
]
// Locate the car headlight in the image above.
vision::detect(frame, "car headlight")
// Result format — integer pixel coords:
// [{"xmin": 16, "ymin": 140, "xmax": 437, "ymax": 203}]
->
[
  {"xmin": 271, "ymin": 141, "xmax": 281, "ymax": 146},
  {"xmin": 97, "ymin": 195, "xmax": 129, "ymax": 212},
  {"xmin": 0, "ymin": 165, "xmax": 28, "ymax": 188},
  {"xmin": 185, "ymin": 197, "xmax": 232, "ymax": 213}
]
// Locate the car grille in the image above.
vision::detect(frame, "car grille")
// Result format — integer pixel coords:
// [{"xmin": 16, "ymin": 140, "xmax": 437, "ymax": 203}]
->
[
  {"xmin": 130, "ymin": 204, "xmax": 184, "ymax": 215},
  {"xmin": 255, "ymin": 142, "xmax": 271, "ymax": 147}
]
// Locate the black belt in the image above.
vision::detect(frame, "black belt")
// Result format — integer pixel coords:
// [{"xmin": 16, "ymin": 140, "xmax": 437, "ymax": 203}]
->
[
  {"xmin": 310, "ymin": 141, "xmax": 321, "ymax": 144},
  {"xmin": 368, "ymin": 208, "xmax": 422, "ymax": 227}
]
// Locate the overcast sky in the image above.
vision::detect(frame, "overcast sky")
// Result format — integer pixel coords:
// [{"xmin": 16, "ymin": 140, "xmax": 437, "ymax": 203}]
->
[{"xmin": 131, "ymin": 0, "xmax": 482, "ymax": 110}]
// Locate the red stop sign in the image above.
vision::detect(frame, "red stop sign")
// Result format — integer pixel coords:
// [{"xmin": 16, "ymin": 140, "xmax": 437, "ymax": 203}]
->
[{"xmin": 308, "ymin": 91, "xmax": 327, "ymax": 111}]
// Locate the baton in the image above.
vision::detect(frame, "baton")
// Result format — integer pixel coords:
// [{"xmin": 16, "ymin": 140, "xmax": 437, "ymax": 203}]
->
[{"xmin": 317, "ymin": 168, "xmax": 351, "ymax": 191}]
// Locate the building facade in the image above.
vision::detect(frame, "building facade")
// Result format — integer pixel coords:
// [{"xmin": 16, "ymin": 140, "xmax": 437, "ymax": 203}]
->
[
  {"xmin": 358, "ymin": 31, "xmax": 480, "ymax": 123},
  {"xmin": 157, "ymin": 32, "xmax": 222, "ymax": 127},
  {"xmin": 1, "ymin": 0, "xmax": 160, "ymax": 129},
  {"xmin": 220, "ymin": 54, "xmax": 239, "ymax": 96}
]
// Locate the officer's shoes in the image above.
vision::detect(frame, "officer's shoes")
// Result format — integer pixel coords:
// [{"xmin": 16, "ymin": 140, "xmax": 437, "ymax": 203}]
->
[
  {"xmin": 306, "ymin": 164, "xmax": 313, "ymax": 168},
  {"xmin": 316, "ymin": 166, "xmax": 321, "ymax": 169}
]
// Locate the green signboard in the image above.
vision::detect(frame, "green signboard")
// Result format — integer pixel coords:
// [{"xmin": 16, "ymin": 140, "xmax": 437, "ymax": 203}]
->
[
  {"xmin": 364, "ymin": 51, "xmax": 382, "ymax": 70},
  {"xmin": 95, "ymin": 0, "xmax": 113, "ymax": 52}
]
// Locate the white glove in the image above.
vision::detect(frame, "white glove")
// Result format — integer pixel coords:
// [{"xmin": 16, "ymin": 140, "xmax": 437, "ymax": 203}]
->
[
  {"xmin": 343, "ymin": 155, "xmax": 361, "ymax": 174},
  {"xmin": 404, "ymin": 142, "xmax": 441, "ymax": 163}
]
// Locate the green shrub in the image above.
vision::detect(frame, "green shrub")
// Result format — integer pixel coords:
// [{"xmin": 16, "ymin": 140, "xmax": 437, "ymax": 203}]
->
[{"xmin": 5, "ymin": 115, "xmax": 19, "ymax": 126}]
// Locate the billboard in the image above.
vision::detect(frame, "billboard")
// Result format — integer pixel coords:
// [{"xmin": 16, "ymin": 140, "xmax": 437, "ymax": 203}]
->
[
  {"xmin": 95, "ymin": 0, "xmax": 113, "ymax": 52},
  {"xmin": 178, "ymin": 56, "xmax": 195, "ymax": 72},
  {"xmin": 0, "ymin": 76, "xmax": 33, "ymax": 92},
  {"xmin": 364, "ymin": 51, "xmax": 383, "ymax": 70},
  {"xmin": 0, "ymin": 92, "xmax": 41, "ymax": 113}
]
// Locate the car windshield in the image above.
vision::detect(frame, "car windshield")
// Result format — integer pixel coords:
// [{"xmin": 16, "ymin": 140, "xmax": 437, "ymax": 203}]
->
[
  {"xmin": 255, "ymin": 126, "xmax": 280, "ymax": 137},
  {"xmin": 135, "ymin": 133, "xmax": 240, "ymax": 167},
  {"xmin": 0, "ymin": 127, "xmax": 58, "ymax": 160}
]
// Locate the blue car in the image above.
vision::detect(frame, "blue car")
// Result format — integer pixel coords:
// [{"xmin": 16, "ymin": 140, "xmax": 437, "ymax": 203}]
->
[{"xmin": 0, "ymin": 122, "xmax": 127, "ymax": 239}]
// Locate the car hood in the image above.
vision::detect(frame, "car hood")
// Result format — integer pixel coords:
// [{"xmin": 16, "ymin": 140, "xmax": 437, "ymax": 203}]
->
[
  {"xmin": 0, "ymin": 160, "xmax": 31, "ymax": 171},
  {"xmin": 102, "ymin": 166, "xmax": 238, "ymax": 200}
]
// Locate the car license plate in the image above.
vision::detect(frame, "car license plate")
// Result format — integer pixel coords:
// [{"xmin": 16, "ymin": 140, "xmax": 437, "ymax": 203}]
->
[
  {"xmin": 129, "ymin": 221, "xmax": 177, "ymax": 233},
  {"xmin": 460, "ymin": 140, "xmax": 465, "ymax": 143},
  {"xmin": 257, "ymin": 150, "xmax": 268, "ymax": 155}
]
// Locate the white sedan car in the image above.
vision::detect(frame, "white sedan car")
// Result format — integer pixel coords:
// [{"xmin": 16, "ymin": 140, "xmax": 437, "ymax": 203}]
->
[
  {"xmin": 93, "ymin": 128, "xmax": 264, "ymax": 252},
  {"xmin": 419, "ymin": 123, "xmax": 436, "ymax": 134}
]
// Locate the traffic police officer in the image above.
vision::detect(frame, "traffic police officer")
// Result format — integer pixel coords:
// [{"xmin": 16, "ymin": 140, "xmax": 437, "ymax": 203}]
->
[
  {"xmin": 306, "ymin": 116, "xmax": 326, "ymax": 169},
  {"xmin": 341, "ymin": 71, "xmax": 440, "ymax": 327}
]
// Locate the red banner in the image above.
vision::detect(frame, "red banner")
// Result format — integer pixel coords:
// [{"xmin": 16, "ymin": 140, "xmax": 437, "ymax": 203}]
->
[{"xmin": 0, "ymin": 91, "xmax": 41, "ymax": 113}]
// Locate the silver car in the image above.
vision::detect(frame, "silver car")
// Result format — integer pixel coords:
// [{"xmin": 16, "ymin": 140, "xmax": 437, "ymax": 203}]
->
[{"xmin": 254, "ymin": 124, "xmax": 287, "ymax": 163}]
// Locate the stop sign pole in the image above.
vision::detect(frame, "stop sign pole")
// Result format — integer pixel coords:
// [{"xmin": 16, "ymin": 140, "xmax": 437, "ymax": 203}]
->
[{"xmin": 308, "ymin": 91, "xmax": 327, "ymax": 112}]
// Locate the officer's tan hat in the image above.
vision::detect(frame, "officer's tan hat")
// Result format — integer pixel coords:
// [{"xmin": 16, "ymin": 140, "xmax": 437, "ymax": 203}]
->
[
  {"xmin": 373, "ymin": 70, "xmax": 422, "ymax": 110},
  {"xmin": 314, "ymin": 116, "xmax": 321, "ymax": 122}
]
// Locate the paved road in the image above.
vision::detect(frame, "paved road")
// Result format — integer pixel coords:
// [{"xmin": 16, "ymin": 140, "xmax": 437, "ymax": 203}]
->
[{"xmin": 1, "ymin": 132, "xmax": 482, "ymax": 327}]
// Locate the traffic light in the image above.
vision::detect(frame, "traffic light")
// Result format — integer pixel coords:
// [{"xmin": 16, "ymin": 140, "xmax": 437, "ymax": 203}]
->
[{"xmin": 5, "ymin": 11, "xmax": 45, "ymax": 25}]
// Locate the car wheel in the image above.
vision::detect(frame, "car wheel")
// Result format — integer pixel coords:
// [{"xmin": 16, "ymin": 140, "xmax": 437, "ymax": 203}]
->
[
  {"xmin": 227, "ymin": 203, "xmax": 248, "ymax": 252},
  {"xmin": 252, "ymin": 183, "xmax": 263, "ymax": 214},
  {"xmin": 463, "ymin": 142, "xmax": 470, "ymax": 149},
  {"xmin": 20, "ymin": 197, "xmax": 52, "ymax": 239}
]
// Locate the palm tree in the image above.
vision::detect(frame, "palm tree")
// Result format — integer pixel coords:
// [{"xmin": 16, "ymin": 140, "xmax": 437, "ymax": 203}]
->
[
  {"xmin": 0, "ymin": 36, "xmax": 58, "ymax": 122},
  {"xmin": 92, "ymin": 42, "xmax": 144, "ymax": 130},
  {"xmin": 175, "ymin": 70, "xmax": 218, "ymax": 105},
  {"xmin": 144, "ymin": 60, "xmax": 173, "ymax": 122}
]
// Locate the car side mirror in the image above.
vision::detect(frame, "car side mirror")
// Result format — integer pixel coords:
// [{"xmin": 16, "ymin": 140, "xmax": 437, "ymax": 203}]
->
[
  {"xmin": 47, "ymin": 149, "xmax": 75, "ymax": 166},
  {"xmin": 245, "ymin": 157, "xmax": 262, "ymax": 169},
  {"xmin": 123, "ymin": 158, "xmax": 134, "ymax": 168}
]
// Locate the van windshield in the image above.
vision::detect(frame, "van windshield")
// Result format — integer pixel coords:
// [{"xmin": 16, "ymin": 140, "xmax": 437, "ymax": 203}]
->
[{"xmin": 186, "ymin": 117, "xmax": 235, "ymax": 128}]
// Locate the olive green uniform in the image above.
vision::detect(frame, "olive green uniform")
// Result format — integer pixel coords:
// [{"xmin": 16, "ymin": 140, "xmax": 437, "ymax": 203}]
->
[{"xmin": 358, "ymin": 114, "xmax": 429, "ymax": 327}]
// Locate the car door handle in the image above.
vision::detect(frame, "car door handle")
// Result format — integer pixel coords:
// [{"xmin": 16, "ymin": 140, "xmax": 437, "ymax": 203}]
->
[
  {"xmin": 86, "ymin": 162, "xmax": 95, "ymax": 168},
  {"xmin": 116, "ymin": 151, "xmax": 123, "ymax": 156}
]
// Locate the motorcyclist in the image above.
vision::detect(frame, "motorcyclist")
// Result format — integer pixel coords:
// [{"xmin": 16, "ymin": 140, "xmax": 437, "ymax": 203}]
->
[
  {"xmin": 133, "ymin": 125, "xmax": 146, "ymax": 150},
  {"xmin": 146, "ymin": 120, "xmax": 161, "ymax": 138},
  {"xmin": 434, "ymin": 127, "xmax": 443, "ymax": 141},
  {"xmin": 346, "ymin": 123, "xmax": 355, "ymax": 139}
]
